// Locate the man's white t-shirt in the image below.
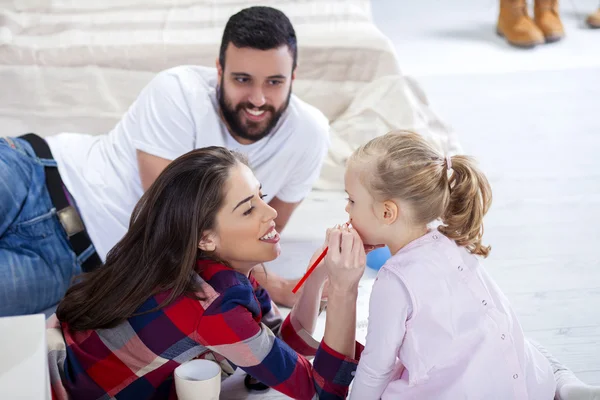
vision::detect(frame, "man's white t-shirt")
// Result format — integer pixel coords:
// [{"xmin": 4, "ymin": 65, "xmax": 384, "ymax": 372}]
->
[{"xmin": 46, "ymin": 66, "xmax": 330, "ymax": 261}]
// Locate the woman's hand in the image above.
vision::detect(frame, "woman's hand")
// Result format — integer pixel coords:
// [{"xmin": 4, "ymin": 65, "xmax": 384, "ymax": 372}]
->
[
  {"xmin": 304, "ymin": 228, "xmax": 333, "ymax": 284},
  {"xmin": 324, "ymin": 226, "xmax": 366, "ymax": 293},
  {"xmin": 321, "ymin": 226, "xmax": 364, "ymax": 359}
]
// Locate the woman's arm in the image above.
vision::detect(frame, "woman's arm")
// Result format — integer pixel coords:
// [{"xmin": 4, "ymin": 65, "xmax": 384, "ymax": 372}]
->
[
  {"xmin": 281, "ymin": 228, "xmax": 366, "ymax": 360},
  {"xmin": 249, "ymin": 261, "xmax": 325, "ymax": 354},
  {"xmin": 289, "ymin": 241, "xmax": 329, "ymax": 334},
  {"xmin": 196, "ymin": 228, "xmax": 364, "ymax": 400},
  {"xmin": 196, "ymin": 282, "xmax": 357, "ymax": 400},
  {"xmin": 349, "ymin": 269, "xmax": 411, "ymax": 400},
  {"xmin": 322, "ymin": 228, "xmax": 365, "ymax": 358}
]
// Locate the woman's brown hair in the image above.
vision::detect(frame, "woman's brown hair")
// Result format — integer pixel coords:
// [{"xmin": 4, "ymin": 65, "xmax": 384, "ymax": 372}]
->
[{"xmin": 56, "ymin": 147, "xmax": 248, "ymax": 331}]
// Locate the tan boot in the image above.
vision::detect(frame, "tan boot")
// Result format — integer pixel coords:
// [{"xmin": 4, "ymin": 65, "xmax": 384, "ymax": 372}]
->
[
  {"xmin": 497, "ymin": 0, "xmax": 545, "ymax": 48},
  {"xmin": 587, "ymin": 8, "xmax": 600, "ymax": 28},
  {"xmin": 534, "ymin": 0, "xmax": 565, "ymax": 42}
]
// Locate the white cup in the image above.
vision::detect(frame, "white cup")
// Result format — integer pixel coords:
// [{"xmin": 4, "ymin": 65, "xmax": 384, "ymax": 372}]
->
[{"xmin": 174, "ymin": 359, "xmax": 221, "ymax": 400}]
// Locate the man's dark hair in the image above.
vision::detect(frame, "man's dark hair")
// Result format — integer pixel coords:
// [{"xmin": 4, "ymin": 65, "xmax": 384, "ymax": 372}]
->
[{"xmin": 219, "ymin": 6, "xmax": 297, "ymax": 70}]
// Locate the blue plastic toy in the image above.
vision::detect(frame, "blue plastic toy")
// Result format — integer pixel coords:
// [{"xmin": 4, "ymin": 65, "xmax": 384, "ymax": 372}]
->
[{"xmin": 366, "ymin": 246, "xmax": 392, "ymax": 270}]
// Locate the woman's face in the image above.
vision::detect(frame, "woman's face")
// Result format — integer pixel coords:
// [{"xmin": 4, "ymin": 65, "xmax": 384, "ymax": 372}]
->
[{"xmin": 205, "ymin": 162, "xmax": 281, "ymax": 273}]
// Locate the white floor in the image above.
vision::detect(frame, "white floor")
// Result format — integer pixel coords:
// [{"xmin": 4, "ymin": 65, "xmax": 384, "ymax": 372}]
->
[
  {"xmin": 371, "ymin": 0, "xmax": 600, "ymax": 77},
  {"xmin": 264, "ymin": 0, "xmax": 600, "ymax": 392}
]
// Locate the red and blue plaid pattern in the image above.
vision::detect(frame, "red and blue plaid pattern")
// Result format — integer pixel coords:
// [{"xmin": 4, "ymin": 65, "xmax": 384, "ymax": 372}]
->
[{"xmin": 48, "ymin": 260, "xmax": 360, "ymax": 399}]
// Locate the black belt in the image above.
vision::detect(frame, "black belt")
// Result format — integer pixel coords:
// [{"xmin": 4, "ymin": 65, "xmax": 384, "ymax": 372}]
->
[{"xmin": 19, "ymin": 133, "xmax": 102, "ymax": 273}]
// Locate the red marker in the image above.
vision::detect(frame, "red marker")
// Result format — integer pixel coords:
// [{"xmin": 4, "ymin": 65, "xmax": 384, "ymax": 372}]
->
[
  {"xmin": 291, "ymin": 222, "xmax": 350, "ymax": 294},
  {"xmin": 292, "ymin": 247, "xmax": 328, "ymax": 294}
]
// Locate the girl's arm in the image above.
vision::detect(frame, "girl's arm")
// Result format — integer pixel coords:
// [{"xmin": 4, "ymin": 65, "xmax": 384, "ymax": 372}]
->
[{"xmin": 349, "ymin": 268, "xmax": 412, "ymax": 400}]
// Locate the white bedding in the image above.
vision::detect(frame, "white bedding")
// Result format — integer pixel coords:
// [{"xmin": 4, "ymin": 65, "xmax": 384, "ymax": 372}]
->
[{"xmin": 0, "ymin": 0, "xmax": 460, "ymax": 189}]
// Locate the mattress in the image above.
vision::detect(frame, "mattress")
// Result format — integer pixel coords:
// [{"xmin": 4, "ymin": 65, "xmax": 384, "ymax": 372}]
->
[{"xmin": 0, "ymin": 0, "xmax": 460, "ymax": 189}]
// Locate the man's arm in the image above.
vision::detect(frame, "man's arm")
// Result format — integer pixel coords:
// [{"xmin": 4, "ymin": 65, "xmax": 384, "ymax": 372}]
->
[
  {"xmin": 137, "ymin": 150, "xmax": 172, "ymax": 192},
  {"xmin": 125, "ymin": 69, "xmax": 197, "ymax": 191}
]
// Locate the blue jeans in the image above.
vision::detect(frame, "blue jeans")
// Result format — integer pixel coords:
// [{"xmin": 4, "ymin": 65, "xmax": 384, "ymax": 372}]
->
[{"xmin": 0, "ymin": 137, "xmax": 87, "ymax": 316}]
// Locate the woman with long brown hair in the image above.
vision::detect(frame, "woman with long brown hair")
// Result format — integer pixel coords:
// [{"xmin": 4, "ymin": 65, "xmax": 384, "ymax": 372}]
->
[{"xmin": 48, "ymin": 146, "xmax": 366, "ymax": 400}]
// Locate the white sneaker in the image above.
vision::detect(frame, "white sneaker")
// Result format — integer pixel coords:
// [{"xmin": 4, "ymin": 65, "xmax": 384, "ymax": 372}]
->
[{"xmin": 532, "ymin": 340, "xmax": 600, "ymax": 400}]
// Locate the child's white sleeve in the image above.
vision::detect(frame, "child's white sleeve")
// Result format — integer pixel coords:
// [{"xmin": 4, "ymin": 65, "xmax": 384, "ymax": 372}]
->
[{"xmin": 350, "ymin": 268, "xmax": 412, "ymax": 400}]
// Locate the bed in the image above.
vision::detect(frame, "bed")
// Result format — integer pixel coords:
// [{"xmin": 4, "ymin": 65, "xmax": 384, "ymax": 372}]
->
[{"xmin": 0, "ymin": 0, "xmax": 460, "ymax": 189}]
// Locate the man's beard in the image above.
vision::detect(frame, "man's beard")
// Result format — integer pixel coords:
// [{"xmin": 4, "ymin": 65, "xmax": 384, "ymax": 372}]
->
[{"xmin": 218, "ymin": 81, "xmax": 291, "ymax": 143}]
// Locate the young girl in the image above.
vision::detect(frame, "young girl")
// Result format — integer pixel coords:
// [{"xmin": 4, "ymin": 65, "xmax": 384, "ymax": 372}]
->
[{"xmin": 346, "ymin": 131, "xmax": 600, "ymax": 399}]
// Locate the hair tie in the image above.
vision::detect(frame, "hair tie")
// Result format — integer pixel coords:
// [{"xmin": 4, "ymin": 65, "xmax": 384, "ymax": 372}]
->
[{"xmin": 446, "ymin": 155, "xmax": 453, "ymax": 171}]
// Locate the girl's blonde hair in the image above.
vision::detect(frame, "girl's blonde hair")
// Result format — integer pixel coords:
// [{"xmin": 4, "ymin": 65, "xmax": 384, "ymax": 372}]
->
[{"xmin": 349, "ymin": 130, "xmax": 492, "ymax": 257}]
